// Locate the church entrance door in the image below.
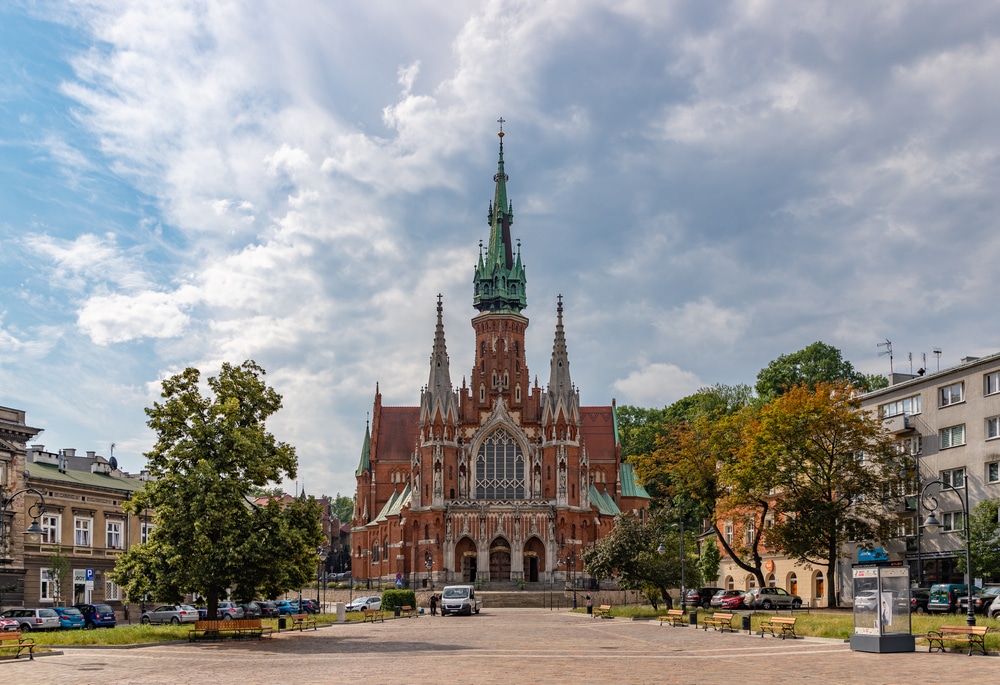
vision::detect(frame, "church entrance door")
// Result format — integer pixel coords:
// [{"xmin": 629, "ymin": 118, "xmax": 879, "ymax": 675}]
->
[{"xmin": 489, "ymin": 539, "xmax": 511, "ymax": 582}]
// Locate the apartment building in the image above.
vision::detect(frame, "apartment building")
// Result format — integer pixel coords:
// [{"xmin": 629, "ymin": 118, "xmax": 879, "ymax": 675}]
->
[
  {"xmin": 856, "ymin": 351, "xmax": 1000, "ymax": 590},
  {"xmin": 21, "ymin": 446, "xmax": 146, "ymax": 609},
  {"xmin": 0, "ymin": 406, "xmax": 43, "ymax": 606}
]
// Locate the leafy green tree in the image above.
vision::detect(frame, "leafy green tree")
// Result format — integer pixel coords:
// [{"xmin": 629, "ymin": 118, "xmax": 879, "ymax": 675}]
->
[
  {"xmin": 329, "ymin": 494, "xmax": 355, "ymax": 523},
  {"xmin": 112, "ymin": 360, "xmax": 323, "ymax": 619},
  {"xmin": 615, "ymin": 405, "xmax": 669, "ymax": 461},
  {"xmin": 581, "ymin": 509, "xmax": 700, "ymax": 609},
  {"xmin": 697, "ymin": 534, "xmax": 722, "ymax": 585},
  {"xmin": 958, "ymin": 497, "xmax": 1000, "ymax": 581},
  {"xmin": 753, "ymin": 381, "xmax": 904, "ymax": 607},
  {"xmin": 755, "ymin": 341, "xmax": 882, "ymax": 400}
]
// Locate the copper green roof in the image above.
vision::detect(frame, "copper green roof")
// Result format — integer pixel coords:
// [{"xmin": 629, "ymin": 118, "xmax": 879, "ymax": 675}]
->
[
  {"xmin": 619, "ymin": 461, "xmax": 650, "ymax": 499},
  {"xmin": 473, "ymin": 125, "xmax": 527, "ymax": 314},
  {"xmin": 373, "ymin": 484, "xmax": 410, "ymax": 523},
  {"xmin": 26, "ymin": 461, "xmax": 144, "ymax": 494},
  {"xmin": 589, "ymin": 485, "xmax": 621, "ymax": 516},
  {"xmin": 355, "ymin": 423, "xmax": 371, "ymax": 477}
]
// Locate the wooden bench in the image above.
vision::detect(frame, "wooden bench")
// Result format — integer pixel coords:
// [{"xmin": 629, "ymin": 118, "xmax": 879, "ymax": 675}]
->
[
  {"xmin": 399, "ymin": 605, "xmax": 416, "ymax": 618},
  {"xmin": 921, "ymin": 625, "xmax": 989, "ymax": 656},
  {"xmin": 702, "ymin": 612, "xmax": 736, "ymax": 633},
  {"xmin": 759, "ymin": 616, "xmax": 798, "ymax": 639},
  {"xmin": 363, "ymin": 607, "xmax": 385, "ymax": 623},
  {"xmin": 593, "ymin": 604, "xmax": 612, "ymax": 619},
  {"xmin": 290, "ymin": 613, "xmax": 317, "ymax": 631},
  {"xmin": 0, "ymin": 631, "xmax": 34, "ymax": 660},
  {"xmin": 190, "ymin": 618, "xmax": 273, "ymax": 641},
  {"xmin": 658, "ymin": 609, "xmax": 686, "ymax": 627}
]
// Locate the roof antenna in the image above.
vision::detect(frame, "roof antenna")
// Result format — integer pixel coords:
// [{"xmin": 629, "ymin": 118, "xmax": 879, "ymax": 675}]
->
[
  {"xmin": 877, "ymin": 339, "xmax": 893, "ymax": 375},
  {"xmin": 933, "ymin": 348, "xmax": 942, "ymax": 372}
]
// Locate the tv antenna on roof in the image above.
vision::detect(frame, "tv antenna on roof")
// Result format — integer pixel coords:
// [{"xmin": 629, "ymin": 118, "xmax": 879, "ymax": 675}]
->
[
  {"xmin": 933, "ymin": 347, "xmax": 942, "ymax": 372},
  {"xmin": 877, "ymin": 339, "xmax": 893, "ymax": 375}
]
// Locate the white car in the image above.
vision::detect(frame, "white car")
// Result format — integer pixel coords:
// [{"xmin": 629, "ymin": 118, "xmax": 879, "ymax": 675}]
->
[
  {"xmin": 440, "ymin": 585, "xmax": 482, "ymax": 616},
  {"xmin": 346, "ymin": 596, "xmax": 381, "ymax": 612},
  {"xmin": 854, "ymin": 590, "xmax": 878, "ymax": 611}
]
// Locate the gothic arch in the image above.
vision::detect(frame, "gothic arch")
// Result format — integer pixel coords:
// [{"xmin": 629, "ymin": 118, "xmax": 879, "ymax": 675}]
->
[
  {"xmin": 454, "ymin": 536, "xmax": 478, "ymax": 584},
  {"xmin": 489, "ymin": 536, "xmax": 512, "ymax": 582},
  {"xmin": 522, "ymin": 536, "xmax": 545, "ymax": 582}
]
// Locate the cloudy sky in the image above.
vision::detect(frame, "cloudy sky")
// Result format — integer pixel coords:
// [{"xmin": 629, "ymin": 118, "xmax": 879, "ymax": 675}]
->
[{"xmin": 3, "ymin": 0, "xmax": 1000, "ymax": 498}]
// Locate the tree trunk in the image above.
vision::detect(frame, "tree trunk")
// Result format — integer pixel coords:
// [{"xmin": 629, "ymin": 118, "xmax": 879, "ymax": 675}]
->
[{"xmin": 208, "ymin": 588, "xmax": 219, "ymax": 620}]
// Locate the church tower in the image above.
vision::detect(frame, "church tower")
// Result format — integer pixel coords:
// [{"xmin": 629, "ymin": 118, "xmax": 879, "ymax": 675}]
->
[{"xmin": 352, "ymin": 122, "xmax": 648, "ymax": 590}]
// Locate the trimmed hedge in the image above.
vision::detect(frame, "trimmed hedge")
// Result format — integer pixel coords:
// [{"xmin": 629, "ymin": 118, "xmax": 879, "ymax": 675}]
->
[{"xmin": 380, "ymin": 589, "xmax": 417, "ymax": 611}]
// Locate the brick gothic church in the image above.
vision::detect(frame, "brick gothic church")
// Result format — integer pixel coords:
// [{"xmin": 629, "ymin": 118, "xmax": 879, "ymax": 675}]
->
[{"xmin": 351, "ymin": 127, "xmax": 649, "ymax": 588}]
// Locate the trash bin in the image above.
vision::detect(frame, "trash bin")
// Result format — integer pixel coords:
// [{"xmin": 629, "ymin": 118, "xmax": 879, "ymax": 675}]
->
[
  {"xmin": 278, "ymin": 617, "xmax": 287, "ymax": 631},
  {"xmin": 394, "ymin": 605, "xmax": 401, "ymax": 617},
  {"xmin": 689, "ymin": 611, "xmax": 697, "ymax": 626},
  {"xmin": 741, "ymin": 615, "xmax": 751, "ymax": 632}
]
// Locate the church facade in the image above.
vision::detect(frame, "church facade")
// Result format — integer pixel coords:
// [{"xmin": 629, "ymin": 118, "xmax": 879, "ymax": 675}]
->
[{"xmin": 351, "ymin": 127, "xmax": 648, "ymax": 588}]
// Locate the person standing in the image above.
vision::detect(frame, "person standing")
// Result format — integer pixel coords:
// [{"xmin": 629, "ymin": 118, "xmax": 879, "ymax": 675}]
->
[{"xmin": 430, "ymin": 593, "xmax": 438, "ymax": 616}]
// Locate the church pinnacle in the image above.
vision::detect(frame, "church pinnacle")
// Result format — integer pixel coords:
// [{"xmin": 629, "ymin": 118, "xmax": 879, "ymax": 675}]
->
[{"xmin": 473, "ymin": 118, "xmax": 527, "ymax": 314}]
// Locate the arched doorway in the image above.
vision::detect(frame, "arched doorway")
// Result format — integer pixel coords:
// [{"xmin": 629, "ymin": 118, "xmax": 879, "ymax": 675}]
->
[
  {"xmin": 455, "ymin": 537, "xmax": 478, "ymax": 583},
  {"xmin": 788, "ymin": 572, "xmax": 798, "ymax": 595},
  {"xmin": 523, "ymin": 537, "xmax": 545, "ymax": 583},
  {"xmin": 814, "ymin": 571, "xmax": 824, "ymax": 605},
  {"xmin": 489, "ymin": 538, "xmax": 512, "ymax": 582}
]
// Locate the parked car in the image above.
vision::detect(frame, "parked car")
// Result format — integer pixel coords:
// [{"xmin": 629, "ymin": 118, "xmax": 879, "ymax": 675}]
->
[
  {"xmin": 440, "ymin": 585, "xmax": 481, "ymax": 616},
  {"xmin": 216, "ymin": 601, "xmax": 244, "ymax": 620},
  {"xmin": 273, "ymin": 600, "xmax": 299, "ymax": 616},
  {"xmin": 256, "ymin": 601, "xmax": 280, "ymax": 618},
  {"xmin": 711, "ymin": 590, "xmax": 744, "ymax": 608},
  {"xmin": 239, "ymin": 602, "xmax": 263, "ymax": 619},
  {"xmin": 0, "ymin": 617, "xmax": 19, "ymax": 631},
  {"xmin": 53, "ymin": 606, "xmax": 86, "ymax": 629},
  {"xmin": 987, "ymin": 594, "xmax": 1000, "ymax": 619},
  {"xmin": 719, "ymin": 592, "xmax": 747, "ymax": 610},
  {"xmin": 909, "ymin": 588, "xmax": 930, "ymax": 614},
  {"xmin": 854, "ymin": 590, "xmax": 879, "ymax": 611},
  {"xmin": 74, "ymin": 603, "xmax": 117, "ymax": 629},
  {"xmin": 685, "ymin": 587, "xmax": 724, "ymax": 610},
  {"xmin": 346, "ymin": 596, "xmax": 381, "ymax": 612},
  {"xmin": 958, "ymin": 586, "xmax": 1000, "ymax": 615},
  {"xmin": 1, "ymin": 608, "xmax": 61, "ymax": 631},
  {"xmin": 928, "ymin": 584, "xmax": 980, "ymax": 613},
  {"xmin": 744, "ymin": 587, "xmax": 803, "ymax": 610},
  {"xmin": 299, "ymin": 599, "xmax": 319, "ymax": 614},
  {"xmin": 140, "ymin": 604, "xmax": 199, "ymax": 624}
]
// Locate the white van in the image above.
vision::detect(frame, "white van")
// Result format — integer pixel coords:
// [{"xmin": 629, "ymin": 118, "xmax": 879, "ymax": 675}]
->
[{"xmin": 440, "ymin": 584, "xmax": 482, "ymax": 616}]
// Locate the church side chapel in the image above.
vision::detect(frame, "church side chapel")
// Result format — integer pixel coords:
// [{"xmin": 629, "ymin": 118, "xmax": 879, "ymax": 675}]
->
[{"xmin": 352, "ymin": 123, "xmax": 649, "ymax": 589}]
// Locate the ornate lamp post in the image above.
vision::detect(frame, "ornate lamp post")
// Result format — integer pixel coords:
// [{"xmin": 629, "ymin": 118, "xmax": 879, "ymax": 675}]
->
[
  {"xmin": 0, "ymin": 484, "xmax": 46, "ymax": 609},
  {"xmin": 318, "ymin": 547, "xmax": 328, "ymax": 614},
  {"xmin": 920, "ymin": 475, "xmax": 974, "ymax": 627}
]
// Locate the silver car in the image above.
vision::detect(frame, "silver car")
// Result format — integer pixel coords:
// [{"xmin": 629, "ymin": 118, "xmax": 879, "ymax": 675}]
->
[
  {"xmin": 140, "ymin": 604, "xmax": 199, "ymax": 624},
  {"xmin": 744, "ymin": 587, "xmax": 803, "ymax": 610},
  {"xmin": 1, "ymin": 607, "xmax": 61, "ymax": 631}
]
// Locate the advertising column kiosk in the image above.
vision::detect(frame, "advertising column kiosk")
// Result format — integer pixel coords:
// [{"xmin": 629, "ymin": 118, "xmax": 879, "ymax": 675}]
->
[{"xmin": 850, "ymin": 565, "xmax": 915, "ymax": 653}]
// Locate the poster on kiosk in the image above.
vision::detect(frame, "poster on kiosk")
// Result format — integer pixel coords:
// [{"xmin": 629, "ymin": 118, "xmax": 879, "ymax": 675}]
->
[{"xmin": 850, "ymin": 566, "xmax": 915, "ymax": 653}]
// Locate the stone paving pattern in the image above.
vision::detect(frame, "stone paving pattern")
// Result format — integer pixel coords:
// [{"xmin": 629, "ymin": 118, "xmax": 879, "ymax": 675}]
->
[{"xmin": 4, "ymin": 608, "xmax": 990, "ymax": 684}]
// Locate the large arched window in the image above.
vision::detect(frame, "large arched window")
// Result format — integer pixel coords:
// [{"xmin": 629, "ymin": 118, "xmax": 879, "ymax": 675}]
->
[{"xmin": 475, "ymin": 428, "xmax": 525, "ymax": 499}]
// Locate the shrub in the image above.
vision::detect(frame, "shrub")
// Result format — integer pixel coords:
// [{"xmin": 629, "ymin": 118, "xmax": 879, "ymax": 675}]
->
[{"xmin": 380, "ymin": 589, "xmax": 416, "ymax": 611}]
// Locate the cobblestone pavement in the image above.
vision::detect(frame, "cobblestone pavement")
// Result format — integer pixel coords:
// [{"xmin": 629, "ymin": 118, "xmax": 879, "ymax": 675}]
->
[{"xmin": 5, "ymin": 609, "xmax": 991, "ymax": 685}]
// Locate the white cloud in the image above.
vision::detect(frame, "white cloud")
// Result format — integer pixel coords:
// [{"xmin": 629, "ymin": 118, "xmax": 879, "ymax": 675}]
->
[
  {"xmin": 77, "ymin": 286, "xmax": 200, "ymax": 344},
  {"xmin": 612, "ymin": 362, "xmax": 704, "ymax": 407}
]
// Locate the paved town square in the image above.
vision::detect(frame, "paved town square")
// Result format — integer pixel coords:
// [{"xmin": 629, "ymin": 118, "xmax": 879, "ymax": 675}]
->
[{"xmin": 5, "ymin": 609, "xmax": 990, "ymax": 685}]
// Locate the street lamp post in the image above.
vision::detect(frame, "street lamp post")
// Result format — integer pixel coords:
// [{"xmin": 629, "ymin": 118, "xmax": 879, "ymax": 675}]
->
[
  {"xmin": 920, "ymin": 475, "xmax": 975, "ymax": 627},
  {"xmin": 0, "ymin": 484, "xmax": 46, "ymax": 609},
  {"xmin": 318, "ymin": 547, "xmax": 328, "ymax": 614}
]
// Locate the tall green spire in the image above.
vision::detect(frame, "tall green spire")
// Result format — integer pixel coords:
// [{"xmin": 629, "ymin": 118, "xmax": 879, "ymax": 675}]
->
[{"xmin": 473, "ymin": 118, "xmax": 527, "ymax": 314}]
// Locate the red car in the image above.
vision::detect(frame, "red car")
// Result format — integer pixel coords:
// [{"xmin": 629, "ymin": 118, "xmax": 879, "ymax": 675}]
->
[
  {"xmin": 719, "ymin": 593, "xmax": 747, "ymax": 610},
  {"xmin": 0, "ymin": 617, "xmax": 19, "ymax": 632}
]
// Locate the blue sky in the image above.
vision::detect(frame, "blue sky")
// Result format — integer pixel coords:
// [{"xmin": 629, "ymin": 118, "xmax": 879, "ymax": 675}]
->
[{"xmin": 3, "ymin": 0, "xmax": 1000, "ymax": 498}]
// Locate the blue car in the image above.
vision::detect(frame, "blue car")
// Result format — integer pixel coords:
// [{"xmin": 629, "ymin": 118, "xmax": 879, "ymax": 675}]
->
[
  {"xmin": 74, "ymin": 603, "xmax": 117, "ymax": 629},
  {"xmin": 273, "ymin": 600, "xmax": 298, "ymax": 616},
  {"xmin": 53, "ymin": 606, "xmax": 86, "ymax": 629}
]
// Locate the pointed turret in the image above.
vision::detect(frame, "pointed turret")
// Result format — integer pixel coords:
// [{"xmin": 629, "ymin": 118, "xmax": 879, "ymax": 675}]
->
[
  {"xmin": 473, "ymin": 119, "xmax": 527, "ymax": 314},
  {"xmin": 355, "ymin": 419, "xmax": 371, "ymax": 477},
  {"xmin": 542, "ymin": 295, "xmax": 580, "ymax": 434},
  {"xmin": 420, "ymin": 295, "xmax": 459, "ymax": 433}
]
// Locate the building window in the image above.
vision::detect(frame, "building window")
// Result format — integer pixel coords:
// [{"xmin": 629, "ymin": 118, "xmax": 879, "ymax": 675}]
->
[
  {"xmin": 371, "ymin": 542, "xmax": 379, "ymax": 563},
  {"xmin": 74, "ymin": 517, "xmax": 92, "ymax": 547},
  {"xmin": 988, "ymin": 417, "xmax": 1000, "ymax": 441},
  {"xmin": 879, "ymin": 394, "xmax": 922, "ymax": 418},
  {"xmin": 726, "ymin": 575, "xmax": 734, "ymax": 590},
  {"xmin": 940, "ymin": 425, "xmax": 966, "ymax": 450},
  {"xmin": 40, "ymin": 569, "xmax": 56, "ymax": 602},
  {"xmin": 475, "ymin": 428, "xmax": 525, "ymax": 500},
  {"xmin": 896, "ymin": 517, "xmax": 915, "ymax": 536},
  {"xmin": 899, "ymin": 436, "xmax": 922, "ymax": 456},
  {"xmin": 105, "ymin": 580, "xmax": 121, "ymax": 601},
  {"xmin": 724, "ymin": 524, "xmax": 733, "ymax": 545},
  {"xmin": 986, "ymin": 372, "xmax": 1000, "ymax": 396},
  {"xmin": 941, "ymin": 467, "xmax": 965, "ymax": 488},
  {"xmin": 106, "ymin": 521, "xmax": 123, "ymax": 550},
  {"xmin": 140, "ymin": 522, "xmax": 155, "ymax": 544},
  {"xmin": 41, "ymin": 515, "xmax": 60, "ymax": 544},
  {"xmin": 767, "ymin": 574, "xmax": 776, "ymax": 588},
  {"xmin": 939, "ymin": 382, "xmax": 964, "ymax": 407},
  {"xmin": 942, "ymin": 511, "xmax": 965, "ymax": 532},
  {"xmin": 989, "ymin": 462, "xmax": 1000, "ymax": 484},
  {"xmin": 745, "ymin": 521, "xmax": 756, "ymax": 545}
]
